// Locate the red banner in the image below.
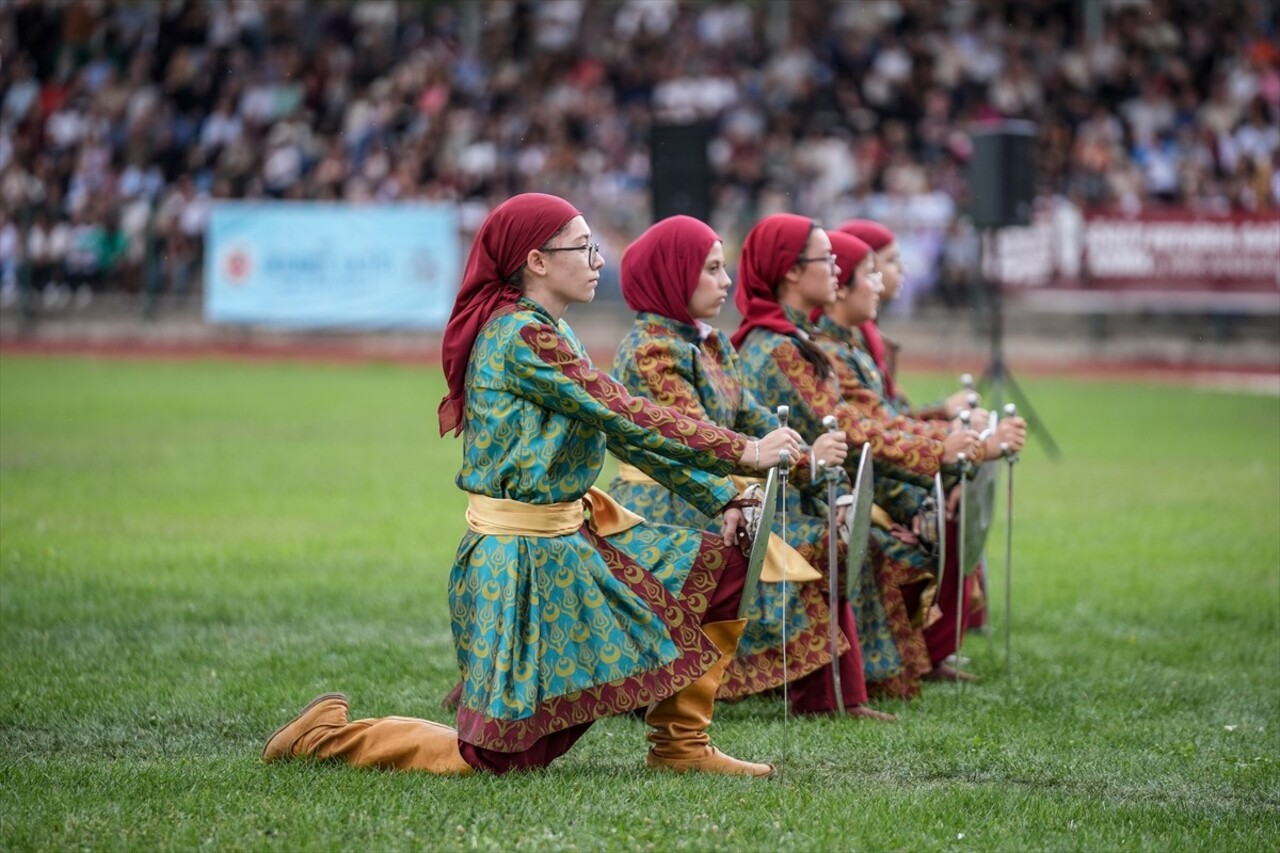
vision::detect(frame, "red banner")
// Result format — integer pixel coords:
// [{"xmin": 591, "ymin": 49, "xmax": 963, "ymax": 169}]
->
[{"xmin": 988, "ymin": 205, "xmax": 1280, "ymax": 293}]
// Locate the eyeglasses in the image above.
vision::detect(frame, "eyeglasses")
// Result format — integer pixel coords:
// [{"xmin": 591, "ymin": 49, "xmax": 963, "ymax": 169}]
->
[
  {"xmin": 798, "ymin": 253, "xmax": 837, "ymax": 271},
  {"xmin": 540, "ymin": 242, "xmax": 601, "ymax": 266}
]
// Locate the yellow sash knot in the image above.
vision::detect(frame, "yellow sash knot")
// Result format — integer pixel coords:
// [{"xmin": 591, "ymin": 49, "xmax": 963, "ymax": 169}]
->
[{"xmin": 466, "ymin": 487, "xmax": 645, "ymax": 538}]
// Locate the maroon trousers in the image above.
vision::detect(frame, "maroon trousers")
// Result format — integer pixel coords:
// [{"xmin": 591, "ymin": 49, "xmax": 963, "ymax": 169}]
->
[
  {"xmin": 922, "ymin": 519, "xmax": 975, "ymax": 666},
  {"xmin": 788, "ymin": 597, "xmax": 870, "ymax": 713}
]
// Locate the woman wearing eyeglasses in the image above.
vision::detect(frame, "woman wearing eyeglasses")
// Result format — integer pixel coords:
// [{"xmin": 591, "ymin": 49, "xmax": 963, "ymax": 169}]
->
[
  {"xmin": 821, "ymin": 223, "xmax": 1027, "ymax": 686},
  {"xmin": 805, "ymin": 231, "xmax": 1028, "ymax": 692},
  {"xmin": 834, "ymin": 220, "xmax": 972, "ymax": 422},
  {"xmin": 730, "ymin": 213, "xmax": 983, "ymax": 699},
  {"xmin": 262, "ymin": 194, "xmax": 806, "ymax": 778},
  {"xmin": 606, "ymin": 215, "xmax": 896, "ymax": 721}
]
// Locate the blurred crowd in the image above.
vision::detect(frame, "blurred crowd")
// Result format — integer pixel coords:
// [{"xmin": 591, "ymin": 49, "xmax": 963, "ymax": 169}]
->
[{"xmin": 1, "ymin": 0, "xmax": 1278, "ymax": 309}]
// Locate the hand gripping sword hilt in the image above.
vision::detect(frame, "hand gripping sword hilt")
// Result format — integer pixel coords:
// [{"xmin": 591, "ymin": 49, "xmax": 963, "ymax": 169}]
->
[{"xmin": 1002, "ymin": 403, "xmax": 1021, "ymax": 464}]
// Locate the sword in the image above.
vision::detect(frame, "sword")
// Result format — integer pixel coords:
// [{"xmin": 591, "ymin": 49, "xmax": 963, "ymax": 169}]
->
[
  {"xmin": 931, "ymin": 471, "xmax": 947, "ymax": 629},
  {"xmin": 776, "ymin": 405, "xmax": 791, "ymax": 774},
  {"xmin": 954, "ymin": 408, "xmax": 972, "ymax": 692},
  {"xmin": 1002, "ymin": 403, "xmax": 1020, "ymax": 678},
  {"xmin": 978, "ymin": 406, "xmax": 999, "ymax": 660},
  {"xmin": 962, "ymin": 371, "xmax": 979, "ymax": 413},
  {"xmin": 820, "ymin": 414, "xmax": 845, "ymax": 715}
]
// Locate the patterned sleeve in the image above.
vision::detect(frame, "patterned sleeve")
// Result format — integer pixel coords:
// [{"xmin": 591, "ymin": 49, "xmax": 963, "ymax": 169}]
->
[
  {"xmin": 606, "ymin": 437, "xmax": 739, "ymax": 518},
  {"xmin": 825, "ymin": 342, "xmax": 949, "ymax": 441},
  {"xmin": 908, "ymin": 401, "xmax": 952, "ymax": 423},
  {"xmin": 766, "ymin": 339, "xmax": 944, "ymax": 488},
  {"xmin": 849, "ymin": 384, "xmax": 950, "ymax": 441},
  {"xmin": 504, "ymin": 320, "xmax": 749, "ymax": 472},
  {"xmin": 875, "ymin": 478, "xmax": 929, "ymax": 526},
  {"xmin": 631, "ymin": 338, "xmax": 712, "ymax": 420},
  {"xmin": 730, "ymin": 371, "xmax": 780, "ymax": 441}
]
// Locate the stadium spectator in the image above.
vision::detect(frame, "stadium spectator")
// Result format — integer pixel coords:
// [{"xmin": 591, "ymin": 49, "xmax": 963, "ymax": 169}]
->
[{"xmin": 0, "ymin": 0, "xmax": 1275, "ymax": 305}]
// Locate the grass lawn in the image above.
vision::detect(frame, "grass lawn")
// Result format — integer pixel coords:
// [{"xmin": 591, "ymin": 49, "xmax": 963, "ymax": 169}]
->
[{"xmin": 1, "ymin": 355, "xmax": 1277, "ymax": 852}]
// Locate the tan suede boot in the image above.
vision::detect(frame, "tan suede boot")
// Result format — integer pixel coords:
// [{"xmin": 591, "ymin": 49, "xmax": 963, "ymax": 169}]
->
[
  {"xmin": 262, "ymin": 693, "xmax": 472, "ymax": 775},
  {"xmin": 645, "ymin": 619, "xmax": 775, "ymax": 777}
]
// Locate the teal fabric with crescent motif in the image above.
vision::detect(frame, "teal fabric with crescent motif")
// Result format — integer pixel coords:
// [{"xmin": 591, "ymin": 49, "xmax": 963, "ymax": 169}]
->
[
  {"xmin": 813, "ymin": 313, "xmax": 930, "ymax": 524},
  {"xmin": 735, "ymin": 311, "xmax": 906, "ymax": 683},
  {"xmin": 607, "ymin": 313, "xmax": 832, "ymax": 685},
  {"xmin": 452, "ymin": 299, "xmax": 747, "ymax": 744}
]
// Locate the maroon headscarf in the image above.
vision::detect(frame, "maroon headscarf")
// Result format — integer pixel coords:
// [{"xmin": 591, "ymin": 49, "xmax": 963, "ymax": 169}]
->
[
  {"xmin": 836, "ymin": 219, "xmax": 897, "ymax": 398},
  {"xmin": 620, "ymin": 215, "xmax": 719, "ymax": 327},
  {"xmin": 437, "ymin": 193, "xmax": 581, "ymax": 436},
  {"xmin": 810, "ymin": 231, "xmax": 872, "ymax": 322},
  {"xmin": 836, "ymin": 219, "xmax": 894, "ymax": 252},
  {"xmin": 730, "ymin": 213, "xmax": 815, "ymax": 350}
]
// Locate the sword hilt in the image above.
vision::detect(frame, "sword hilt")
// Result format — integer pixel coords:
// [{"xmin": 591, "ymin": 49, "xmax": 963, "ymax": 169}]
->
[
  {"xmin": 1002, "ymin": 404, "xmax": 1020, "ymax": 463},
  {"xmin": 960, "ymin": 372, "xmax": 974, "ymax": 391},
  {"xmin": 966, "ymin": 392, "xmax": 979, "ymax": 409},
  {"xmin": 820, "ymin": 415, "xmax": 842, "ymax": 482},
  {"xmin": 776, "ymin": 405, "xmax": 789, "ymax": 430}
]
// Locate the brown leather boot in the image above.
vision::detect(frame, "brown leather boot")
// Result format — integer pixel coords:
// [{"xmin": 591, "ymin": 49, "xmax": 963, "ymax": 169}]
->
[
  {"xmin": 262, "ymin": 693, "xmax": 349, "ymax": 763},
  {"xmin": 645, "ymin": 619, "xmax": 775, "ymax": 778},
  {"xmin": 262, "ymin": 693, "xmax": 472, "ymax": 775}
]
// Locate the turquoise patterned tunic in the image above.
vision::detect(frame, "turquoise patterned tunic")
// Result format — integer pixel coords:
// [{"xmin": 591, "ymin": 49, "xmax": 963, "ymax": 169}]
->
[
  {"xmin": 607, "ymin": 312, "xmax": 847, "ymax": 699},
  {"xmin": 452, "ymin": 298, "xmax": 751, "ymax": 752},
  {"xmin": 734, "ymin": 307, "xmax": 957, "ymax": 683}
]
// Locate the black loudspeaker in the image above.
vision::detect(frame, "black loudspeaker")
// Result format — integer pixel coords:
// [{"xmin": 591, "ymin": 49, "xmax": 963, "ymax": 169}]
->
[
  {"xmin": 968, "ymin": 121, "xmax": 1036, "ymax": 228},
  {"xmin": 650, "ymin": 122, "xmax": 712, "ymax": 222}
]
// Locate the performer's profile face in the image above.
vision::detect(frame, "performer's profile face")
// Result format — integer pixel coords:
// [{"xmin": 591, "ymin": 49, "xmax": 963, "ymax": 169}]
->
[
  {"xmin": 688, "ymin": 241, "xmax": 731, "ymax": 320},
  {"xmin": 876, "ymin": 240, "xmax": 904, "ymax": 300},
  {"xmin": 792, "ymin": 228, "xmax": 840, "ymax": 309},
  {"xmin": 847, "ymin": 255, "xmax": 883, "ymax": 323},
  {"xmin": 538, "ymin": 215, "xmax": 603, "ymax": 306}
]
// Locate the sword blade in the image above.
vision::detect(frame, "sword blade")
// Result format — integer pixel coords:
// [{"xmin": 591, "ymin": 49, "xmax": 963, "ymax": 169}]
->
[
  {"xmin": 955, "ymin": 456, "xmax": 969, "ymax": 694},
  {"xmin": 1004, "ymin": 455, "xmax": 1016, "ymax": 679},
  {"xmin": 737, "ymin": 469, "xmax": 778, "ymax": 620},
  {"xmin": 825, "ymin": 469, "xmax": 844, "ymax": 715}
]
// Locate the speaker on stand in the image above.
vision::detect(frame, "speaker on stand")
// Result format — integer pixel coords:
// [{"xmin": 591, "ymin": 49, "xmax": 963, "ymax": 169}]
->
[
  {"xmin": 967, "ymin": 120, "xmax": 1060, "ymax": 458},
  {"xmin": 650, "ymin": 122, "xmax": 713, "ymax": 223}
]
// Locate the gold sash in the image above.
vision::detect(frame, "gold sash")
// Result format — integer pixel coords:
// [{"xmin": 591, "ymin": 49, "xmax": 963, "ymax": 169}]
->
[
  {"xmin": 466, "ymin": 487, "xmax": 645, "ymax": 538},
  {"xmin": 616, "ymin": 466, "xmax": 820, "ymax": 583},
  {"xmin": 871, "ymin": 505, "xmax": 895, "ymax": 530}
]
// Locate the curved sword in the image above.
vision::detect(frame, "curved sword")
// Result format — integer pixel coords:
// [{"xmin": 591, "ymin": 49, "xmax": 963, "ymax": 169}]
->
[
  {"xmin": 955, "ymin": 409, "xmax": 972, "ymax": 695},
  {"xmin": 776, "ymin": 405, "xmax": 791, "ymax": 776},
  {"xmin": 820, "ymin": 414, "xmax": 845, "ymax": 715},
  {"xmin": 1002, "ymin": 403, "xmax": 1020, "ymax": 678}
]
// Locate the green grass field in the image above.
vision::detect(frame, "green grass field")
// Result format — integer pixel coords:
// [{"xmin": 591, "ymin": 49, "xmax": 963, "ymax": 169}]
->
[{"xmin": 1, "ymin": 355, "xmax": 1277, "ymax": 852}]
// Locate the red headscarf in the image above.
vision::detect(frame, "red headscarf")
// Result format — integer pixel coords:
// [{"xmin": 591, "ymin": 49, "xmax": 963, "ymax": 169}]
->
[
  {"xmin": 836, "ymin": 219, "xmax": 894, "ymax": 252},
  {"xmin": 730, "ymin": 213, "xmax": 815, "ymax": 350},
  {"xmin": 810, "ymin": 231, "xmax": 872, "ymax": 322},
  {"xmin": 437, "ymin": 193, "xmax": 581, "ymax": 436},
  {"xmin": 620, "ymin": 215, "xmax": 719, "ymax": 327},
  {"xmin": 836, "ymin": 219, "xmax": 896, "ymax": 397}
]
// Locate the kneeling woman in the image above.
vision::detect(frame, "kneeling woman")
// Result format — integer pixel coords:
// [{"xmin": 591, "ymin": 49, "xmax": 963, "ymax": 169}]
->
[
  {"xmin": 730, "ymin": 214, "xmax": 981, "ymax": 699},
  {"xmin": 263, "ymin": 194, "xmax": 802, "ymax": 777},
  {"xmin": 608, "ymin": 215, "xmax": 895, "ymax": 721}
]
